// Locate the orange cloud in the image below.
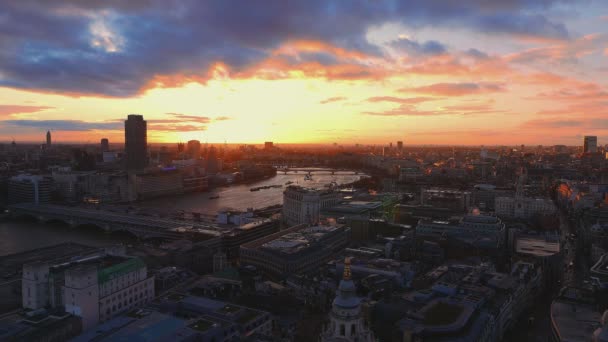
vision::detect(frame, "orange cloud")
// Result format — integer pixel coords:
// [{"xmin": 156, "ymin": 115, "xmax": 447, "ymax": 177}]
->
[
  {"xmin": 366, "ymin": 96, "xmax": 436, "ymax": 104},
  {"xmin": 363, "ymin": 101, "xmax": 504, "ymax": 117},
  {"xmin": 320, "ymin": 96, "xmax": 347, "ymax": 104},
  {"xmin": 505, "ymin": 33, "xmax": 607, "ymax": 65},
  {"xmin": 533, "ymin": 82, "xmax": 607, "ymax": 101},
  {"xmin": 273, "ymin": 40, "xmax": 369, "ymax": 60},
  {"xmin": 399, "ymin": 82, "xmax": 506, "ymax": 96},
  {"xmin": 0, "ymin": 105, "xmax": 54, "ymax": 117}
]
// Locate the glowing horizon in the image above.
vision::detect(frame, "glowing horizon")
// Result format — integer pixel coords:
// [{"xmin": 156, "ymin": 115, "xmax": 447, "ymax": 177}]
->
[{"xmin": 1, "ymin": 1, "xmax": 607, "ymax": 146}]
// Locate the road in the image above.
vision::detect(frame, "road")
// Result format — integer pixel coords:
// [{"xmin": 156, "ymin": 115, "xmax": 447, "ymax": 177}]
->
[
  {"xmin": 561, "ymin": 210, "xmax": 590, "ymax": 287},
  {"xmin": 506, "ymin": 209, "xmax": 587, "ymax": 342}
]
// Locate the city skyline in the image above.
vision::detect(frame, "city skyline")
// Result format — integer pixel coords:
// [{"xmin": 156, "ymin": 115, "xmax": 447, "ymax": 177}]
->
[{"xmin": 0, "ymin": 1, "xmax": 607, "ymax": 145}]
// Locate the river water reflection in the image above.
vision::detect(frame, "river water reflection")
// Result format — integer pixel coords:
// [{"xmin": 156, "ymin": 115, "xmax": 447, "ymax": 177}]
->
[{"xmin": 0, "ymin": 170, "xmax": 364, "ymax": 256}]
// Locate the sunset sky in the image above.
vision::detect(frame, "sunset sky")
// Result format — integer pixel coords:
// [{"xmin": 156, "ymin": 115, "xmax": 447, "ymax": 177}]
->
[{"xmin": 0, "ymin": 1, "xmax": 607, "ymax": 145}]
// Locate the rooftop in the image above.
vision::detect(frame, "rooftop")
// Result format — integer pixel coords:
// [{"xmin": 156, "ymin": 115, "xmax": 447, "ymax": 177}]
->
[
  {"xmin": 261, "ymin": 225, "xmax": 339, "ymax": 255},
  {"xmin": 591, "ymin": 254, "xmax": 608, "ymax": 277},
  {"xmin": 551, "ymin": 300, "xmax": 601, "ymax": 342},
  {"xmin": 515, "ymin": 236, "xmax": 560, "ymax": 257},
  {"xmin": 423, "ymin": 302, "xmax": 465, "ymax": 326}
]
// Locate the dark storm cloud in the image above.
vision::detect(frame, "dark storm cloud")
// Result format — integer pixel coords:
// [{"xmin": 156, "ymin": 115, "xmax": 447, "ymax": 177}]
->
[{"xmin": 0, "ymin": 0, "xmax": 577, "ymax": 97}]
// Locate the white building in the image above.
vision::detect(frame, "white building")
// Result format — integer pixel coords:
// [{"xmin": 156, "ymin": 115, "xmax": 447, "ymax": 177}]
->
[
  {"xmin": 22, "ymin": 252, "xmax": 154, "ymax": 331},
  {"xmin": 495, "ymin": 171, "xmax": 556, "ymax": 219},
  {"xmin": 282, "ymin": 185, "xmax": 341, "ymax": 226},
  {"xmin": 320, "ymin": 258, "xmax": 374, "ymax": 342}
]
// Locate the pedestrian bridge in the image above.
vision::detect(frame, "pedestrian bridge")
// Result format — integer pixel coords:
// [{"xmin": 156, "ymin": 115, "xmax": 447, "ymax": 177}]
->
[{"xmin": 8, "ymin": 203, "xmax": 223, "ymax": 240}]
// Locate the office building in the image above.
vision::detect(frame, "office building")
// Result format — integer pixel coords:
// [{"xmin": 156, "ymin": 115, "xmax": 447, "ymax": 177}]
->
[
  {"xmin": 240, "ymin": 224, "xmax": 350, "ymax": 279},
  {"xmin": 495, "ymin": 172, "xmax": 556, "ymax": 219},
  {"xmin": 322, "ymin": 200, "xmax": 384, "ymax": 241},
  {"xmin": 416, "ymin": 214, "xmax": 506, "ymax": 248},
  {"xmin": 187, "ymin": 140, "xmax": 201, "ymax": 159},
  {"xmin": 100, "ymin": 138, "xmax": 109, "ymax": 152},
  {"xmin": 124, "ymin": 114, "xmax": 148, "ymax": 171},
  {"xmin": 399, "ymin": 166, "xmax": 424, "ymax": 182},
  {"xmin": 264, "ymin": 141, "xmax": 274, "ymax": 150},
  {"xmin": 46, "ymin": 130, "xmax": 51, "ymax": 148},
  {"xmin": 22, "ymin": 249, "xmax": 154, "ymax": 331},
  {"xmin": 134, "ymin": 170, "xmax": 183, "ymax": 199},
  {"xmin": 421, "ymin": 188, "xmax": 472, "ymax": 213},
  {"xmin": 205, "ymin": 145, "xmax": 221, "ymax": 174},
  {"xmin": 282, "ymin": 185, "xmax": 342, "ymax": 226},
  {"xmin": 320, "ymin": 258, "xmax": 374, "ymax": 341},
  {"xmin": 8, "ymin": 174, "xmax": 52, "ymax": 205},
  {"xmin": 221, "ymin": 219, "xmax": 280, "ymax": 261},
  {"xmin": 584, "ymin": 136, "xmax": 598, "ymax": 154}
]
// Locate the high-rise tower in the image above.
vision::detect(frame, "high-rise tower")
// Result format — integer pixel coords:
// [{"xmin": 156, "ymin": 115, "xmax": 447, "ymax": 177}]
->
[
  {"xmin": 124, "ymin": 114, "xmax": 148, "ymax": 171},
  {"xmin": 46, "ymin": 130, "xmax": 51, "ymax": 148},
  {"xmin": 584, "ymin": 136, "xmax": 598, "ymax": 153},
  {"xmin": 100, "ymin": 138, "xmax": 109, "ymax": 152}
]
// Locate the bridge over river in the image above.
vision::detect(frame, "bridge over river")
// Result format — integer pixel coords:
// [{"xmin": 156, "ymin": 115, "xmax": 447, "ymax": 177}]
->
[{"xmin": 7, "ymin": 203, "xmax": 224, "ymax": 242}]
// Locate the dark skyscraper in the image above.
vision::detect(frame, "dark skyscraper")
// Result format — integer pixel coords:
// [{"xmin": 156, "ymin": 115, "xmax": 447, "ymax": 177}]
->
[
  {"xmin": 46, "ymin": 130, "xmax": 51, "ymax": 147},
  {"xmin": 101, "ymin": 138, "xmax": 109, "ymax": 152},
  {"xmin": 124, "ymin": 114, "xmax": 148, "ymax": 171}
]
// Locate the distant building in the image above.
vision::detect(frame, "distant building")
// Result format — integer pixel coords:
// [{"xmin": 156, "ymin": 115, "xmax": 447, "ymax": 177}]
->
[
  {"xmin": 240, "ymin": 224, "xmax": 350, "ymax": 279},
  {"xmin": 205, "ymin": 146, "xmax": 221, "ymax": 174},
  {"xmin": 282, "ymin": 185, "xmax": 341, "ymax": 226},
  {"xmin": 124, "ymin": 114, "xmax": 148, "ymax": 172},
  {"xmin": 472, "ymin": 184, "xmax": 512, "ymax": 211},
  {"xmin": 187, "ymin": 140, "xmax": 201, "ymax": 159},
  {"xmin": 46, "ymin": 130, "xmax": 51, "ymax": 148},
  {"xmin": 102, "ymin": 151, "xmax": 118, "ymax": 163},
  {"xmin": 554, "ymin": 145, "xmax": 568, "ymax": 154},
  {"xmin": 8, "ymin": 174, "xmax": 52, "ymax": 205},
  {"xmin": 399, "ymin": 166, "xmax": 424, "ymax": 182},
  {"xmin": 100, "ymin": 138, "xmax": 109, "ymax": 152},
  {"xmin": 495, "ymin": 171, "xmax": 556, "ymax": 219},
  {"xmin": 264, "ymin": 141, "xmax": 274, "ymax": 150},
  {"xmin": 320, "ymin": 258, "xmax": 374, "ymax": 341},
  {"xmin": 134, "ymin": 170, "xmax": 183, "ymax": 199},
  {"xmin": 22, "ymin": 250, "xmax": 154, "ymax": 331},
  {"xmin": 584, "ymin": 136, "xmax": 598, "ymax": 153}
]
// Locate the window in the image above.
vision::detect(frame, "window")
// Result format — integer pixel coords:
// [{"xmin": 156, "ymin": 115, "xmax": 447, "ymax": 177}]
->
[{"xmin": 340, "ymin": 324, "xmax": 345, "ymax": 336}]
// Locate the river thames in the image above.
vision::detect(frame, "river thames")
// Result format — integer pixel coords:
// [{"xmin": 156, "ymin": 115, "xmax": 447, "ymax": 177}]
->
[{"xmin": 0, "ymin": 170, "xmax": 364, "ymax": 256}]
